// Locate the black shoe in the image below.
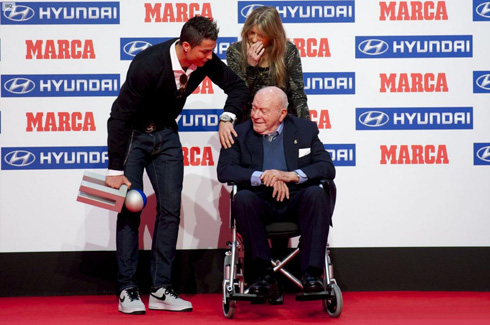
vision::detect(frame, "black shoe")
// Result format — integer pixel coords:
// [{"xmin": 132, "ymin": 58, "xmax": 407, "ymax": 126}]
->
[
  {"xmin": 301, "ymin": 272, "xmax": 324, "ymax": 293},
  {"xmin": 248, "ymin": 274, "xmax": 280, "ymax": 300},
  {"xmin": 269, "ymin": 281, "xmax": 283, "ymax": 305}
]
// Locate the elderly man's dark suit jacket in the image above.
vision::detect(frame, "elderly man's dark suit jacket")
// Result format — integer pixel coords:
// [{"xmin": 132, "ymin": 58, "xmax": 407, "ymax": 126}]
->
[
  {"xmin": 217, "ymin": 115, "xmax": 336, "ymax": 224},
  {"xmin": 217, "ymin": 115, "xmax": 335, "ymax": 188}
]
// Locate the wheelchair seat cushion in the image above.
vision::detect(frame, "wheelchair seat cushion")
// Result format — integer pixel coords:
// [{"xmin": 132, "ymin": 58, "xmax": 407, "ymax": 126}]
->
[{"xmin": 266, "ymin": 222, "xmax": 300, "ymax": 238}]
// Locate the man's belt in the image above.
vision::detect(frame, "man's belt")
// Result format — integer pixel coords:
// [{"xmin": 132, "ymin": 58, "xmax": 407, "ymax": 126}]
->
[
  {"xmin": 145, "ymin": 122, "xmax": 157, "ymax": 133},
  {"xmin": 135, "ymin": 121, "xmax": 170, "ymax": 133}
]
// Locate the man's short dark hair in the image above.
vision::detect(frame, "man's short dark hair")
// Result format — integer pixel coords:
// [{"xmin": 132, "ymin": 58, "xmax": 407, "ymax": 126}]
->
[{"xmin": 180, "ymin": 16, "xmax": 219, "ymax": 47}]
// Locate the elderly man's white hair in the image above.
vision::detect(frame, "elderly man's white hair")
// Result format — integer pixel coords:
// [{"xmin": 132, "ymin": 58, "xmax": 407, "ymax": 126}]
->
[{"xmin": 256, "ymin": 86, "xmax": 289, "ymax": 109}]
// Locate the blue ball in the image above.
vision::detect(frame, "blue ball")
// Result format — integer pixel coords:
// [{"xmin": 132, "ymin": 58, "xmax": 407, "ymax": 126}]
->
[{"xmin": 125, "ymin": 189, "xmax": 147, "ymax": 212}]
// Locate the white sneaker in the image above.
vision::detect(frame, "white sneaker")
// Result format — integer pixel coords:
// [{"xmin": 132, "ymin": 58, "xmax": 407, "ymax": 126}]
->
[
  {"xmin": 118, "ymin": 287, "xmax": 146, "ymax": 314},
  {"xmin": 149, "ymin": 287, "xmax": 193, "ymax": 311}
]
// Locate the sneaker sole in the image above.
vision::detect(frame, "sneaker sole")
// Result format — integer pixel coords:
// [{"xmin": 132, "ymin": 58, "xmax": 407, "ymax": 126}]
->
[
  {"xmin": 118, "ymin": 308, "xmax": 146, "ymax": 315},
  {"xmin": 148, "ymin": 304, "xmax": 192, "ymax": 312},
  {"xmin": 118, "ymin": 304, "xmax": 146, "ymax": 314}
]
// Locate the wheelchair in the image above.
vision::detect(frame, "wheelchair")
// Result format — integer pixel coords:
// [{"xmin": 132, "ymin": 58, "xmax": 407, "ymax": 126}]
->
[{"xmin": 222, "ymin": 180, "xmax": 343, "ymax": 319}]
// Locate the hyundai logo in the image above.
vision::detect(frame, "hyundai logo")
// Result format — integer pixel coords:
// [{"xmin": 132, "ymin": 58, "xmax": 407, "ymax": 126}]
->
[
  {"xmin": 476, "ymin": 74, "xmax": 490, "ymax": 90},
  {"xmin": 358, "ymin": 39, "xmax": 389, "ymax": 56},
  {"xmin": 4, "ymin": 150, "xmax": 36, "ymax": 167},
  {"xmin": 3, "ymin": 5, "xmax": 35, "ymax": 22},
  {"xmin": 123, "ymin": 41, "xmax": 152, "ymax": 57},
  {"xmin": 359, "ymin": 111, "xmax": 389, "ymax": 127},
  {"xmin": 4, "ymin": 78, "xmax": 36, "ymax": 94},
  {"xmin": 240, "ymin": 4, "xmax": 264, "ymax": 19},
  {"xmin": 477, "ymin": 146, "xmax": 490, "ymax": 162},
  {"xmin": 476, "ymin": 2, "xmax": 490, "ymax": 18}
]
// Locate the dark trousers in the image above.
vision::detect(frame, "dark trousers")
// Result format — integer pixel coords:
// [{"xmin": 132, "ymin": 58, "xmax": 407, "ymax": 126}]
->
[
  {"xmin": 232, "ymin": 185, "xmax": 332, "ymax": 274},
  {"xmin": 116, "ymin": 129, "xmax": 183, "ymax": 292}
]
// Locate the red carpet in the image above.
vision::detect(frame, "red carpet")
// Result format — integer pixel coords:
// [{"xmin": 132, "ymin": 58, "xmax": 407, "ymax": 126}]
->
[{"xmin": 1, "ymin": 292, "xmax": 489, "ymax": 324}]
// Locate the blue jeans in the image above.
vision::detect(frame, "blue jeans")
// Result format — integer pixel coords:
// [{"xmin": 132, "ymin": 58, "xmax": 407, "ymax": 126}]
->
[{"xmin": 116, "ymin": 128, "xmax": 183, "ymax": 292}]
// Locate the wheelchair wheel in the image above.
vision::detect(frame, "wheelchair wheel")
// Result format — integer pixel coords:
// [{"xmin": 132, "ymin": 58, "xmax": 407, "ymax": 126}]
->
[
  {"xmin": 223, "ymin": 298, "xmax": 236, "ymax": 319},
  {"xmin": 323, "ymin": 283, "xmax": 343, "ymax": 317}
]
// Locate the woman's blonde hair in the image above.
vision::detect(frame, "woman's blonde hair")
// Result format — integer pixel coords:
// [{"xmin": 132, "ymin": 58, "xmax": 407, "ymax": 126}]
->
[{"xmin": 240, "ymin": 6, "xmax": 287, "ymax": 88}]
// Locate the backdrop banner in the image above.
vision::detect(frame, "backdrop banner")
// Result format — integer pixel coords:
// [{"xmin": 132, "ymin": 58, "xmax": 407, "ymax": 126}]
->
[{"xmin": 0, "ymin": 0, "xmax": 489, "ymax": 253}]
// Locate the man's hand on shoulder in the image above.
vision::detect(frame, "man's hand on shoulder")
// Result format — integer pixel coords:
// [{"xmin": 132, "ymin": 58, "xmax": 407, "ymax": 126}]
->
[{"xmin": 219, "ymin": 121, "xmax": 237, "ymax": 149}]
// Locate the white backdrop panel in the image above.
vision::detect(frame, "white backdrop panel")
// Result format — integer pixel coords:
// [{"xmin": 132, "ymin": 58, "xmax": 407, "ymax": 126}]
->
[{"xmin": 0, "ymin": 0, "xmax": 489, "ymax": 252}]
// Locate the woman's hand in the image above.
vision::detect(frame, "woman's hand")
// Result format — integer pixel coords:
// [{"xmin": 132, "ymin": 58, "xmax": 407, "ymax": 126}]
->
[{"xmin": 247, "ymin": 41, "xmax": 265, "ymax": 67}]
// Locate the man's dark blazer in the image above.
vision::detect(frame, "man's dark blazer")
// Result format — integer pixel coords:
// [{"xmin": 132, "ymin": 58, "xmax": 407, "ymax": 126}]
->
[
  {"xmin": 217, "ymin": 115, "xmax": 336, "ymax": 190},
  {"xmin": 107, "ymin": 38, "xmax": 248, "ymax": 170}
]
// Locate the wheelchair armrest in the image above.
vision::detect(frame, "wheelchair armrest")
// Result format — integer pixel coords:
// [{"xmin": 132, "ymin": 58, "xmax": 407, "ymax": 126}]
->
[
  {"xmin": 319, "ymin": 178, "xmax": 337, "ymax": 215},
  {"xmin": 226, "ymin": 182, "xmax": 238, "ymax": 201}
]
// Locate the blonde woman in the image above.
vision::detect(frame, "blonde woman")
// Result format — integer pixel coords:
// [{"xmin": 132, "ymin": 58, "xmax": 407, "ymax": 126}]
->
[{"xmin": 226, "ymin": 6, "xmax": 309, "ymax": 121}]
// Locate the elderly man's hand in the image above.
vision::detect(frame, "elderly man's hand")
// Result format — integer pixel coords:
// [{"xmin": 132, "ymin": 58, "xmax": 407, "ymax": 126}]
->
[
  {"xmin": 272, "ymin": 180, "xmax": 289, "ymax": 201},
  {"xmin": 219, "ymin": 121, "xmax": 237, "ymax": 149},
  {"xmin": 261, "ymin": 169, "xmax": 298, "ymax": 186}
]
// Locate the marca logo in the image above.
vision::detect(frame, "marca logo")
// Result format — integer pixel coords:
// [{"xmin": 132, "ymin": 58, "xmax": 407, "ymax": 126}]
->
[
  {"xmin": 356, "ymin": 35, "xmax": 472, "ymax": 58},
  {"xmin": 177, "ymin": 109, "xmax": 221, "ymax": 132},
  {"xmin": 237, "ymin": 1, "xmax": 355, "ymax": 23},
  {"xmin": 144, "ymin": 2, "xmax": 213, "ymax": 22},
  {"xmin": 1, "ymin": 74, "xmax": 119, "ymax": 97},
  {"xmin": 215, "ymin": 37, "xmax": 238, "ymax": 60},
  {"xmin": 26, "ymin": 39, "xmax": 95, "ymax": 59},
  {"xmin": 26, "ymin": 112, "xmax": 96, "ymax": 132},
  {"xmin": 474, "ymin": 0, "xmax": 490, "ymax": 21},
  {"xmin": 324, "ymin": 144, "xmax": 356, "ymax": 167},
  {"xmin": 379, "ymin": 1, "xmax": 448, "ymax": 21},
  {"xmin": 304, "ymin": 72, "xmax": 355, "ymax": 95},
  {"xmin": 120, "ymin": 38, "xmax": 170, "ymax": 60},
  {"xmin": 191, "ymin": 77, "xmax": 215, "ymax": 95},
  {"xmin": 380, "ymin": 73, "xmax": 448, "ymax": 93},
  {"xmin": 473, "ymin": 71, "xmax": 490, "ymax": 93},
  {"xmin": 182, "ymin": 146, "xmax": 214, "ymax": 166},
  {"xmin": 380, "ymin": 144, "xmax": 449, "ymax": 164},
  {"xmin": 0, "ymin": 2, "xmax": 119, "ymax": 25},
  {"xmin": 1, "ymin": 146, "xmax": 108, "ymax": 170},
  {"xmin": 474, "ymin": 143, "xmax": 490, "ymax": 165},
  {"xmin": 293, "ymin": 38, "xmax": 331, "ymax": 57},
  {"xmin": 310, "ymin": 109, "xmax": 331, "ymax": 129},
  {"xmin": 356, "ymin": 107, "xmax": 473, "ymax": 130}
]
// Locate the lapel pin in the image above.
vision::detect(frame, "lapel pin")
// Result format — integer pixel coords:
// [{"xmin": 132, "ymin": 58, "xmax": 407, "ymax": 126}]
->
[{"xmin": 294, "ymin": 140, "xmax": 298, "ymax": 144}]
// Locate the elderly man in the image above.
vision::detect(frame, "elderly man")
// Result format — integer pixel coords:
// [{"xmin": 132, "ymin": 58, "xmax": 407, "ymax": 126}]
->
[{"xmin": 217, "ymin": 86, "xmax": 336, "ymax": 300}]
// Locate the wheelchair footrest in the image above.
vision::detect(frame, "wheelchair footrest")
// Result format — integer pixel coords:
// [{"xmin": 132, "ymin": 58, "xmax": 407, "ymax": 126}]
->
[
  {"xmin": 229, "ymin": 293, "xmax": 266, "ymax": 302},
  {"xmin": 295, "ymin": 291, "xmax": 330, "ymax": 301}
]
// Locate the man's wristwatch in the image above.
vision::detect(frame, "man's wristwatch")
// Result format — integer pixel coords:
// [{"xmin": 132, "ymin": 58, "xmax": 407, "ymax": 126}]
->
[{"xmin": 219, "ymin": 114, "xmax": 234, "ymax": 123}]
